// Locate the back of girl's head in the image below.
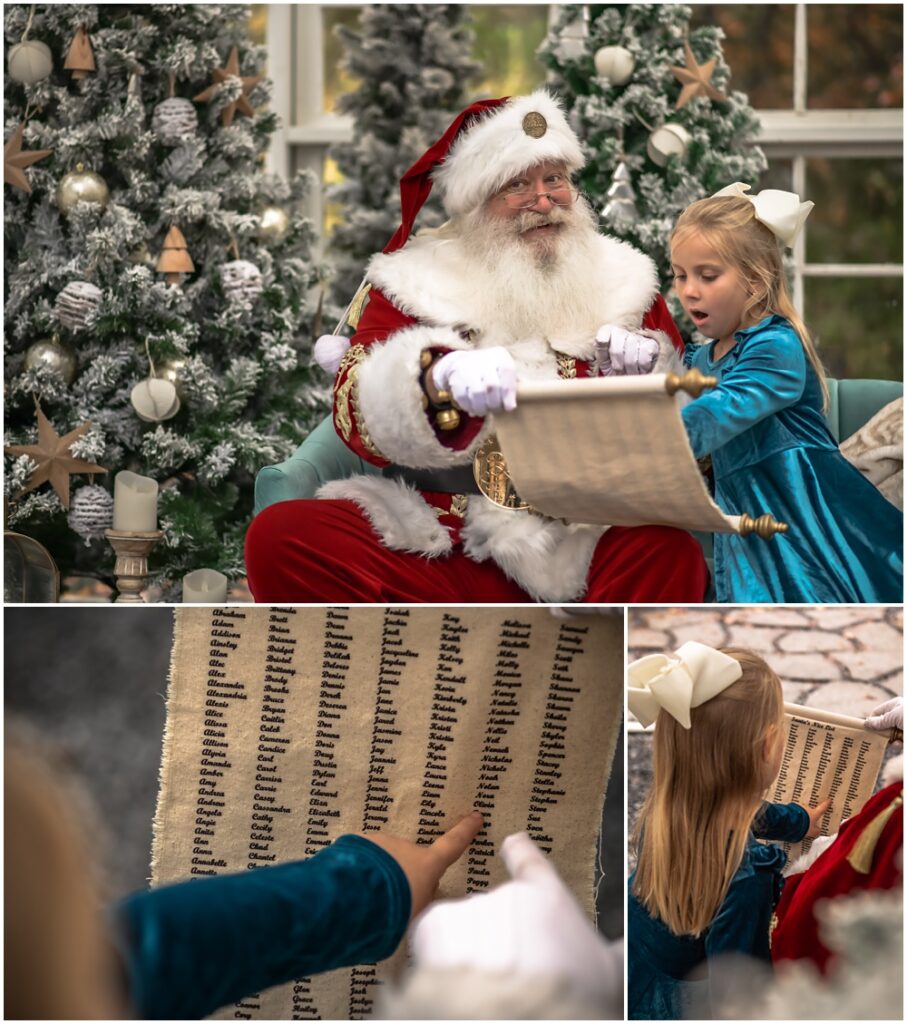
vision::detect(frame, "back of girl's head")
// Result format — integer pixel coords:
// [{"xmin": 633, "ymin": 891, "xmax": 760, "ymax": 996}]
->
[
  {"xmin": 633, "ymin": 647, "xmax": 784, "ymax": 937},
  {"xmin": 672, "ymin": 195, "xmax": 828, "ymax": 409}
]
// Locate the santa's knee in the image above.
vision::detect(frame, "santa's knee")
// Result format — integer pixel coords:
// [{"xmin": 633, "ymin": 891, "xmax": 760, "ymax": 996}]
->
[{"xmin": 244, "ymin": 501, "xmax": 302, "ymax": 592}]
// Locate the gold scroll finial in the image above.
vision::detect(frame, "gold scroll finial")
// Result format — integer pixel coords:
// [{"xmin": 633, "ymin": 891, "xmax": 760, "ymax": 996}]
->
[
  {"xmin": 738, "ymin": 513, "xmax": 789, "ymax": 539},
  {"xmin": 665, "ymin": 367, "xmax": 719, "ymax": 398}
]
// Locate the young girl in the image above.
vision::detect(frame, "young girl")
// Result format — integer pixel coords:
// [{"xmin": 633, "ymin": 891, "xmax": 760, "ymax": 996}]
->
[
  {"xmin": 627, "ymin": 643, "xmax": 830, "ymax": 1020},
  {"xmin": 671, "ymin": 183, "xmax": 902, "ymax": 603}
]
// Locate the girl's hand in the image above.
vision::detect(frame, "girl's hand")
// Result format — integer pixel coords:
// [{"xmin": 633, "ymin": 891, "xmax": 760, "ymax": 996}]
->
[
  {"xmin": 800, "ymin": 797, "xmax": 833, "ymax": 838},
  {"xmin": 356, "ymin": 811, "xmax": 483, "ymax": 919}
]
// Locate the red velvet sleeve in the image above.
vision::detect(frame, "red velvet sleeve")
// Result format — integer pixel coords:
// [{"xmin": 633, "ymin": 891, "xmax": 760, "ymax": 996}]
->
[{"xmin": 642, "ymin": 292, "xmax": 684, "ymax": 355}]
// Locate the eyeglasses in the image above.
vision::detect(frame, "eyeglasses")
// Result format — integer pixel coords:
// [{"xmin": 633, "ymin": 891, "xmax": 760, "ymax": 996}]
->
[{"xmin": 497, "ymin": 186, "xmax": 580, "ymax": 210}]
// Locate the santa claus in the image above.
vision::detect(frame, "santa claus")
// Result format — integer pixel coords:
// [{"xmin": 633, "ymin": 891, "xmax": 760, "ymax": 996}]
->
[{"xmin": 245, "ymin": 91, "xmax": 709, "ymax": 602}]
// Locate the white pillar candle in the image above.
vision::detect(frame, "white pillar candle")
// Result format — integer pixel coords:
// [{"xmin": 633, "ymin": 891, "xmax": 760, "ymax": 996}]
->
[
  {"xmin": 112, "ymin": 471, "xmax": 159, "ymax": 532},
  {"xmin": 182, "ymin": 568, "xmax": 228, "ymax": 604}
]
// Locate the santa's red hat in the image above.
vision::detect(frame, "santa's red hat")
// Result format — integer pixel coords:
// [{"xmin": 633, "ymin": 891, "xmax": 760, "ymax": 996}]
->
[{"xmin": 385, "ymin": 90, "xmax": 585, "ymax": 255}]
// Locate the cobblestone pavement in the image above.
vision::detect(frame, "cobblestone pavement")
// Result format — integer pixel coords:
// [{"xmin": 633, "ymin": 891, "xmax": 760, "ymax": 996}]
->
[{"xmin": 627, "ymin": 605, "xmax": 902, "ymax": 868}]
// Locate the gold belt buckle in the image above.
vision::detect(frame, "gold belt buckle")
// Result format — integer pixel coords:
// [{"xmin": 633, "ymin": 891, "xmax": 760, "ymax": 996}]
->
[{"xmin": 473, "ymin": 435, "xmax": 533, "ymax": 511}]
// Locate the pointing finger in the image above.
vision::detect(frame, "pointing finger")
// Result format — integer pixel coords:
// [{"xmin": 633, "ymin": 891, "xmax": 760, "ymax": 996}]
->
[{"xmin": 430, "ymin": 810, "xmax": 483, "ymax": 870}]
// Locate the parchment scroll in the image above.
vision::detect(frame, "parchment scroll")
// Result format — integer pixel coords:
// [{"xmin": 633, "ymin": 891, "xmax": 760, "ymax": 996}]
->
[
  {"xmin": 152, "ymin": 607, "xmax": 622, "ymax": 1019},
  {"xmin": 492, "ymin": 374, "xmax": 745, "ymax": 533},
  {"xmin": 764, "ymin": 701, "xmax": 891, "ymax": 862}
]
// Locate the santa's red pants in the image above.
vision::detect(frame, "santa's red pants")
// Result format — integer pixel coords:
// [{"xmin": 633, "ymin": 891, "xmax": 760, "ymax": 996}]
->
[{"xmin": 245, "ymin": 499, "xmax": 708, "ymax": 603}]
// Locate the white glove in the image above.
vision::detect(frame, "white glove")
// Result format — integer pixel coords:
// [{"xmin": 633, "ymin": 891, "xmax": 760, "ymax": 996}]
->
[
  {"xmin": 408, "ymin": 832, "xmax": 621, "ymax": 1015},
  {"xmin": 865, "ymin": 696, "xmax": 903, "ymax": 733},
  {"xmin": 596, "ymin": 324, "xmax": 660, "ymax": 376},
  {"xmin": 431, "ymin": 347, "xmax": 518, "ymax": 416}
]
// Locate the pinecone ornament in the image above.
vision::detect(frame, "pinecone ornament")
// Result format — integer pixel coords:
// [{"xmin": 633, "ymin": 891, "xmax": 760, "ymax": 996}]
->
[{"xmin": 152, "ymin": 97, "xmax": 198, "ymax": 145}]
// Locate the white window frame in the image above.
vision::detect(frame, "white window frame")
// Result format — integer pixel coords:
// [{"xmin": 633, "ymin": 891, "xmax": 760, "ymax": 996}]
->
[{"xmin": 266, "ymin": 4, "xmax": 903, "ymax": 300}]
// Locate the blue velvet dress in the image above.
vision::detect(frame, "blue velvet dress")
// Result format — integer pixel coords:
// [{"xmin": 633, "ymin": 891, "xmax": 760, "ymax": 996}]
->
[
  {"xmin": 628, "ymin": 801, "xmax": 808, "ymax": 1020},
  {"xmin": 681, "ymin": 316, "xmax": 903, "ymax": 602},
  {"xmin": 115, "ymin": 834, "xmax": 410, "ymax": 1020}
]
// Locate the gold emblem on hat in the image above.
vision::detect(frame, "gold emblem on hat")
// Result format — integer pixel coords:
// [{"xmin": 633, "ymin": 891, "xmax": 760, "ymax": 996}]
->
[{"xmin": 522, "ymin": 112, "xmax": 547, "ymax": 138}]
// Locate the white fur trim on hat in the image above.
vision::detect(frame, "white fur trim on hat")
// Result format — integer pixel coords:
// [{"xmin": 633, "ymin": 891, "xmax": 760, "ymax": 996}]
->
[{"xmin": 434, "ymin": 91, "xmax": 585, "ymax": 216}]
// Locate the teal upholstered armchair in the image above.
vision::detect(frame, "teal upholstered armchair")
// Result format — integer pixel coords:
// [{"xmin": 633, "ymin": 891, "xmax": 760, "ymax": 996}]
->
[{"xmin": 254, "ymin": 378, "xmax": 903, "ymax": 515}]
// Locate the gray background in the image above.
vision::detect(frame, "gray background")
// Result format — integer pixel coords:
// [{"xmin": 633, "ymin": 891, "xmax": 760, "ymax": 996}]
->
[{"xmin": 5, "ymin": 606, "xmax": 623, "ymax": 938}]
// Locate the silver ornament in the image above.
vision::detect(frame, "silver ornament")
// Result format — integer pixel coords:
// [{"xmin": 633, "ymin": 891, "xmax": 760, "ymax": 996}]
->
[
  {"xmin": 55, "ymin": 281, "xmax": 103, "ymax": 331},
  {"xmin": 8, "ymin": 39, "xmax": 53, "ymax": 84},
  {"xmin": 67, "ymin": 484, "xmax": 114, "ymax": 543},
  {"xmin": 258, "ymin": 205, "xmax": 289, "ymax": 241},
  {"xmin": 220, "ymin": 259, "xmax": 263, "ymax": 305},
  {"xmin": 56, "ymin": 164, "xmax": 110, "ymax": 214},
  {"xmin": 600, "ymin": 159, "xmax": 639, "ymax": 229},
  {"xmin": 151, "ymin": 97, "xmax": 198, "ymax": 145},
  {"xmin": 647, "ymin": 123, "xmax": 692, "ymax": 167},
  {"xmin": 593, "ymin": 45, "xmax": 635, "ymax": 86},
  {"xmin": 23, "ymin": 334, "xmax": 77, "ymax": 383},
  {"xmin": 131, "ymin": 378, "xmax": 181, "ymax": 422}
]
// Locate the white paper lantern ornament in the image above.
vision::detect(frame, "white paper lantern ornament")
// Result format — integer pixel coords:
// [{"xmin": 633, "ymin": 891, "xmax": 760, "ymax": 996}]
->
[
  {"xmin": 152, "ymin": 97, "xmax": 198, "ymax": 145},
  {"xmin": 594, "ymin": 45, "xmax": 635, "ymax": 86},
  {"xmin": 220, "ymin": 259, "xmax": 263, "ymax": 305},
  {"xmin": 67, "ymin": 484, "xmax": 114, "ymax": 543},
  {"xmin": 8, "ymin": 39, "xmax": 53, "ymax": 84},
  {"xmin": 131, "ymin": 378, "xmax": 180, "ymax": 422},
  {"xmin": 647, "ymin": 123, "xmax": 692, "ymax": 167},
  {"xmin": 55, "ymin": 280, "xmax": 103, "ymax": 330}
]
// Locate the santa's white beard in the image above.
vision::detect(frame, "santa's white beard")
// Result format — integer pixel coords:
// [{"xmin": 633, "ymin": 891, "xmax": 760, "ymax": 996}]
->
[{"xmin": 456, "ymin": 198, "xmax": 609, "ymax": 343}]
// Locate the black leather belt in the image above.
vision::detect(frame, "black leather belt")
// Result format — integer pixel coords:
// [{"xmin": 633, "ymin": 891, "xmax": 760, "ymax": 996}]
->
[{"xmin": 383, "ymin": 464, "xmax": 481, "ymax": 495}]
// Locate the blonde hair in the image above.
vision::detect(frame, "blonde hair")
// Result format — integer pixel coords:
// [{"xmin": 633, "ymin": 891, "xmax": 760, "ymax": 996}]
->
[
  {"xmin": 632, "ymin": 648, "xmax": 784, "ymax": 937},
  {"xmin": 672, "ymin": 195, "xmax": 829, "ymax": 410}
]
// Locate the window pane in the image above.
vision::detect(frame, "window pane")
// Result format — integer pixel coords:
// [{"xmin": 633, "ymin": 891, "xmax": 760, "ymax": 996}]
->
[
  {"xmin": 761, "ymin": 158, "xmax": 793, "ymax": 192},
  {"xmin": 805, "ymin": 277, "xmax": 902, "ymax": 380},
  {"xmin": 805, "ymin": 158, "xmax": 902, "ymax": 264},
  {"xmin": 468, "ymin": 5, "xmax": 549, "ymax": 98},
  {"xmin": 324, "ymin": 6, "xmax": 363, "ymax": 113},
  {"xmin": 807, "ymin": 4, "xmax": 903, "ymax": 109},
  {"xmin": 690, "ymin": 6, "xmax": 794, "ymax": 109}
]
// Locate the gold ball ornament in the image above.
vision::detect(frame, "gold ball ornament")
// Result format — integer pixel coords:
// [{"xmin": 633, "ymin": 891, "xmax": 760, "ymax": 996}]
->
[
  {"xmin": 155, "ymin": 358, "xmax": 187, "ymax": 400},
  {"xmin": 56, "ymin": 163, "xmax": 110, "ymax": 215},
  {"xmin": 8, "ymin": 39, "xmax": 54, "ymax": 84},
  {"xmin": 24, "ymin": 335, "xmax": 77, "ymax": 384},
  {"xmin": 128, "ymin": 241, "xmax": 153, "ymax": 266},
  {"xmin": 258, "ymin": 205, "xmax": 289, "ymax": 241}
]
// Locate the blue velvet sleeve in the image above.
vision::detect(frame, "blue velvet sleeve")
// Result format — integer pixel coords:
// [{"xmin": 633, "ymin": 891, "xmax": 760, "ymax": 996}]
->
[
  {"xmin": 681, "ymin": 330, "xmax": 807, "ymax": 459},
  {"xmin": 752, "ymin": 800, "xmax": 810, "ymax": 842},
  {"xmin": 704, "ymin": 844, "xmax": 786, "ymax": 1014},
  {"xmin": 115, "ymin": 834, "xmax": 411, "ymax": 1020}
]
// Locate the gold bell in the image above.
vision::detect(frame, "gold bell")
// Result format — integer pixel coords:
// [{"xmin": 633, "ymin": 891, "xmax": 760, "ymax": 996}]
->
[{"xmin": 435, "ymin": 408, "xmax": 461, "ymax": 431}]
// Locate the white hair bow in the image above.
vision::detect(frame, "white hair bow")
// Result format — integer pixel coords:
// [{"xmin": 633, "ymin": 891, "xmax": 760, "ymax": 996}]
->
[
  {"xmin": 628, "ymin": 641, "xmax": 742, "ymax": 729},
  {"xmin": 712, "ymin": 181, "xmax": 814, "ymax": 248}
]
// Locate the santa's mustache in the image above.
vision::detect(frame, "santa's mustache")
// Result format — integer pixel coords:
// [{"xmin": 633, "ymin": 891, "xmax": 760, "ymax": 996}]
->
[{"xmin": 511, "ymin": 206, "xmax": 573, "ymax": 234}]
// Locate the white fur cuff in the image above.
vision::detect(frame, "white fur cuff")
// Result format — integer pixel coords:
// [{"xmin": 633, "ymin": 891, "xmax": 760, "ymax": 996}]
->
[{"xmin": 356, "ymin": 324, "xmax": 481, "ymax": 470}]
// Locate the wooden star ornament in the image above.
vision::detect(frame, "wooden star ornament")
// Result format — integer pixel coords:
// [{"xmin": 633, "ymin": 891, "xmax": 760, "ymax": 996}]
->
[
  {"xmin": 4, "ymin": 122, "xmax": 53, "ymax": 194},
  {"xmin": 6, "ymin": 405, "xmax": 107, "ymax": 509},
  {"xmin": 193, "ymin": 46, "xmax": 262, "ymax": 128},
  {"xmin": 670, "ymin": 42, "xmax": 728, "ymax": 109}
]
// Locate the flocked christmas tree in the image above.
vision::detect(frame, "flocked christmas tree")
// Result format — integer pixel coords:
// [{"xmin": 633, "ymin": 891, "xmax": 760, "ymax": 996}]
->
[
  {"xmin": 327, "ymin": 4, "xmax": 480, "ymax": 306},
  {"xmin": 540, "ymin": 4, "xmax": 767, "ymax": 330},
  {"xmin": 4, "ymin": 4, "xmax": 325, "ymax": 597}
]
